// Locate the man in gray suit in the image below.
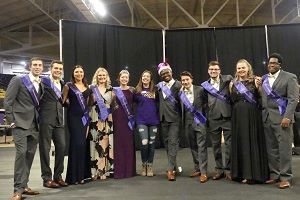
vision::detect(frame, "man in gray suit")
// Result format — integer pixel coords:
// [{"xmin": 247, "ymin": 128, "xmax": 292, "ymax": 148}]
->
[
  {"xmin": 180, "ymin": 71, "xmax": 208, "ymax": 183},
  {"xmin": 201, "ymin": 61, "xmax": 232, "ymax": 180},
  {"xmin": 261, "ymin": 53, "xmax": 299, "ymax": 189},
  {"xmin": 157, "ymin": 62, "xmax": 181, "ymax": 181},
  {"xmin": 39, "ymin": 60, "xmax": 68, "ymax": 188},
  {"xmin": 4, "ymin": 57, "xmax": 44, "ymax": 200}
]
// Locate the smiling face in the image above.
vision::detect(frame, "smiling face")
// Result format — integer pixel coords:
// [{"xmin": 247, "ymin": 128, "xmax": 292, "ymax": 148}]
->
[
  {"xmin": 142, "ymin": 72, "xmax": 151, "ymax": 86},
  {"xmin": 73, "ymin": 67, "xmax": 84, "ymax": 82},
  {"xmin": 268, "ymin": 57, "xmax": 281, "ymax": 74},
  {"xmin": 160, "ymin": 69, "xmax": 172, "ymax": 82},
  {"xmin": 181, "ymin": 75, "xmax": 193, "ymax": 89},
  {"xmin": 208, "ymin": 65, "xmax": 220, "ymax": 79},
  {"xmin": 236, "ymin": 62, "xmax": 249, "ymax": 79},
  {"xmin": 97, "ymin": 71, "xmax": 107, "ymax": 85},
  {"xmin": 30, "ymin": 60, "xmax": 44, "ymax": 77},
  {"xmin": 119, "ymin": 73, "xmax": 129, "ymax": 86},
  {"xmin": 51, "ymin": 63, "xmax": 63, "ymax": 80}
]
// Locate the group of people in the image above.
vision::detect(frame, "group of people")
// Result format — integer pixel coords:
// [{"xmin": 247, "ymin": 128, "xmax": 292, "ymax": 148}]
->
[{"xmin": 4, "ymin": 53, "xmax": 299, "ymax": 200}]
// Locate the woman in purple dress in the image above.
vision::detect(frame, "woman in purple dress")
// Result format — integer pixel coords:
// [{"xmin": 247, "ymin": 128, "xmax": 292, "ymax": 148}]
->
[
  {"xmin": 112, "ymin": 70, "xmax": 136, "ymax": 179},
  {"xmin": 134, "ymin": 70, "xmax": 159, "ymax": 177}
]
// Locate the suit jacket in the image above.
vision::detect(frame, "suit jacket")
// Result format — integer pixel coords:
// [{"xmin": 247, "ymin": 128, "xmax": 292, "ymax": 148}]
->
[
  {"xmin": 4, "ymin": 75, "xmax": 44, "ymax": 130},
  {"xmin": 181, "ymin": 85, "xmax": 207, "ymax": 131},
  {"xmin": 157, "ymin": 80, "xmax": 182, "ymax": 122},
  {"xmin": 39, "ymin": 79, "xmax": 64, "ymax": 127},
  {"xmin": 261, "ymin": 70, "xmax": 299, "ymax": 123},
  {"xmin": 204, "ymin": 74, "xmax": 233, "ymax": 120}
]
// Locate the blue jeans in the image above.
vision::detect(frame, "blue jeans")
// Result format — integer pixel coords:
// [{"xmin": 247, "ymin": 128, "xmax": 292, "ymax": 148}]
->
[{"xmin": 137, "ymin": 124, "xmax": 157, "ymax": 164}]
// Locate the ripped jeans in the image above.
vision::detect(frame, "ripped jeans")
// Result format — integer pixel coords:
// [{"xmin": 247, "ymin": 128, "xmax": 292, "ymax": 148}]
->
[{"xmin": 137, "ymin": 124, "xmax": 157, "ymax": 164}]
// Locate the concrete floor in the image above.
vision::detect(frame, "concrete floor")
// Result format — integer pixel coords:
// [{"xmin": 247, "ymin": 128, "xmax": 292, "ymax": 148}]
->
[{"xmin": 0, "ymin": 142, "xmax": 300, "ymax": 200}]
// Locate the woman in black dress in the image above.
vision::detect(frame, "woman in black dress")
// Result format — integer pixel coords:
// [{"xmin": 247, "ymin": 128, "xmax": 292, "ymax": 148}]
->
[
  {"xmin": 230, "ymin": 59, "xmax": 269, "ymax": 184},
  {"xmin": 63, "ymin": 65, "xmax": 91, "ymax": 184}
]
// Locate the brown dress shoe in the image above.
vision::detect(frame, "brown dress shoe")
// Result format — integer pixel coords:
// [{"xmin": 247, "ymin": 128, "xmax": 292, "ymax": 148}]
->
[
  {"xmin": 265, "ymin": 179, "xmax": 277, "ymax": 184},
  {"xmin": 199, "ymin": 174, "xmax": 208, "ymax": 183},
  {"xmin": 190, "ymin": 171, "xmax": 201, "ymax": 177},
  {"xmin": 167, "ymin": 170, "xmax": 176, "ymax": 181},
  {"xmin": 55, "ymin": 179, "xmax": 68, "ymax": 187},
  {"xmin": 225, "ymin": 173, "xmax": 232, "ymax": 181},
  {"xmin": 23, "ymin": 187, "xmax": 40, "ymax": 195},
  {"xmin": 43, "ymin": 180, "xmax": 60, "ymax": 188},
  {"xmin": 11, "ymin": 192, "xmax": 22, "ymax": 200},
  {"xmin": 212, "ymin": 172, "xmax": 224, "ymax": 180},
  {"xmin": 278, "ymin": 181, "xmax": 291, "ymax": 189}
]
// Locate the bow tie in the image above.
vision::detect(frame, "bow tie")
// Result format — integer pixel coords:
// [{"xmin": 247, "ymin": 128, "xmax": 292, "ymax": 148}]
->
[
  {"xmin": 268, "ymin": 74, "xmax": 275, "ymax": 78},
  {"xmin": 52, "ymin": 79, "xmax": 60, "ymax": 84},
  {"xmin": 184, "ymin": 89, "xmax": 192, "ymax": 95},
  {"xmin": 33, "ymin": 78, "xmax": 41, "ymax": 83},
  {"xmin": 164, "ymin": 82, "xmax": 171, "ymax": 87},
  {"xmin": 211, "ymin": 80, "xmax": 219, "ymax": 85}
]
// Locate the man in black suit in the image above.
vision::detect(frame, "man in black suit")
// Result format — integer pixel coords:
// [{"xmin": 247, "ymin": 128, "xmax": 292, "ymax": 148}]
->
[
  {"xmin": 201, "ymin": 61, "xmax": 232, "ymax": 180},
  {"xmin": 157, "ymin": 62, "xmax": 181, "ymax": 181},
  {"xmin": 180, "ymin": 71, "xmax": 208, "ymax": 183},
  {"xmin": 4, "ymin": 57, "xmax": 44, "ymax": 200},
  {"xmin": 261, "ymin": 53, "xmax": 299, "ymax": 189},
  {"xmin": 39, "ymin": 60, "xmax": 68, "ymax": 188}
]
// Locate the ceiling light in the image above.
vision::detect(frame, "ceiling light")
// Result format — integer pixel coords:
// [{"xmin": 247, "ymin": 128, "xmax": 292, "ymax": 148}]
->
[{"xmin": 91, "ymin": 0, "xmax": 107, "ymax": 17}]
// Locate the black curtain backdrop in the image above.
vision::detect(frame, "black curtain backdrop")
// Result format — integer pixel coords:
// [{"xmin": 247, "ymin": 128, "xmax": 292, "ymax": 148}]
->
[
  {"xmin": 165, "ymin": 28, "xmax": 217, "ymax": 83},
  {"xmin": 267, "ymin": 24, "xmax": 300, "ymax": 78},
  {"xmin": 215, "ymin": 26, "xmax": 268, "ymax": 77},
  {"xmin": 62, "ymin": 20, "xmax": 163, "ymax": 85}
]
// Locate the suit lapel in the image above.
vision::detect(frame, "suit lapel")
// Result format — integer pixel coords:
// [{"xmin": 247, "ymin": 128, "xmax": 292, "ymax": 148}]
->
[{"xmin": 272, "ymin": 70, "xmax": 283, "ymax": 89}]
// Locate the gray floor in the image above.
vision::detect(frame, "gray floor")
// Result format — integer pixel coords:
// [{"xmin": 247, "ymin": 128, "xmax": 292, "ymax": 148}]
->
[{"xmin": 0, "ymin": 146, "xmax": 300, "ymax": 200}]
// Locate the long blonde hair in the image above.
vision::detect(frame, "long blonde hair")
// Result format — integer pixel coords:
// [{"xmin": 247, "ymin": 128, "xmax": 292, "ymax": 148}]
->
[
  {"xmin": 91, "ymin": 67, "xmax": 111, "ymax": 87},
  {"xmin": 234, "ymin": 59, "xmax": 255, "ymax": 81}
]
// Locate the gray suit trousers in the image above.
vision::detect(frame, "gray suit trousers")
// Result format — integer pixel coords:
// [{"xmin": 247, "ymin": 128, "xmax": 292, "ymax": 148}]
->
[
  {"xmin": 264, "ymin": 120, "xmax": 293, "ymax": 181},
  {"xmin": 39, "ymin": 123, "xmax": 65, "ymax": 181},
  {"xmin": 161, "ymin": 120, "xmax": 180, "ymax": 171},
  {"xmin": 12, "ymin": 126, "xmax": 38, "ymax": 193},
  {"xmin": 186, "ymin": 123, "xmax": 207, "ymax": 173},
  {"xmin": 209, "ymin": 118, "xmax": 231, "ymax": 173}
]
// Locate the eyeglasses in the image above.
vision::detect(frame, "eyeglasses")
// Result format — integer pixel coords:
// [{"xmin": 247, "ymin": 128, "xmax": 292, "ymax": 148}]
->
[
  {"xmin": 268, "ymin": 62, "xmax": 279, "ymax": 65},
  {"xmin": 208, "ymin": 68, "xmax": 220, "ymax": 71},
  {"xmin": 32, "ymin": 64, "xmax": 43, "ymax": 66}
]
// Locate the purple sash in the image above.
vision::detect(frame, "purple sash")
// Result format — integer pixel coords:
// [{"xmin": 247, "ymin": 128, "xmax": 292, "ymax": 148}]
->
[
  {"xmin": 113, "ymin": 87, "xmax": 135, "ymax": 131},
  {"xmin": 201, "ymin": 81, "xmax": 230, "ymax": 104},
  {"xmin": 41, "ymin": 76, "xmax": 62, "ymax": 101},
  {"xmin": 262, "ymin": 75, "xmax": 287, "ymax": 115},
  {"xmin": 91, "ymin": 85, "xmax": 110, "ymax": 121},
  {"xmin": 232, "ymin": 81, "xmax": 257, "ymax": 104},
  {"xmin": 67, "ymin": 82, "xmax": 90, "ymax": 126},
  {"xmin": 21, "ymin": 75, "xmax": 40, "ymax": 108},
  {"xmin": 157, "ymin": 82, "xmax": 178, "ymax": 108},
  {"xmin": 179, "ymin": 91, "xmax": 206, "ymax": 125}
]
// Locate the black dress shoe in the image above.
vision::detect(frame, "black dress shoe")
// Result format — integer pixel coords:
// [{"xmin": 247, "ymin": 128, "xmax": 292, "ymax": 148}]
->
[
  {"xmin": 43, "ymin": 180, "xmax": 60, "ymax": 188},
  {"xmin": 212, "ymin": 172, "xmax": 224, "ymax": 180}
]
